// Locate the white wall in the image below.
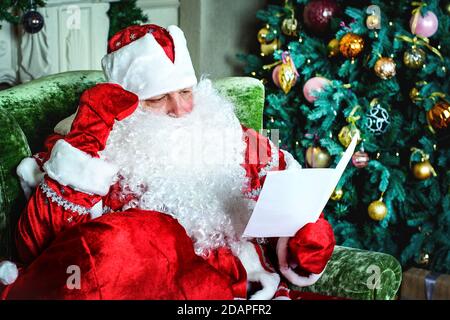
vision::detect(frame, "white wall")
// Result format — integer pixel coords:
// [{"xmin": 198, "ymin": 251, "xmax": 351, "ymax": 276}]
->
[
  {"xmin": 179, "ymin": 0, "xmax": 266, "ymax": 79},
  {"xmin": 136, "ymin": 0, "xmax": 180, "ymax": 27},
  {"xmin": 137, "ymin": 0, "xmax": 266, "ymax": 79}
]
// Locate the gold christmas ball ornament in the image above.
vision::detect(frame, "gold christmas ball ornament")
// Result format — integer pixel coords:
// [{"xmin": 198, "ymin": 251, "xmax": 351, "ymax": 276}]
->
[
  {"xmin": 306, "ymin": 146, "xmax": 331, "ymax": 168},
  {"xmin": 327, "ymin": 38, "xmax": 340, "ymax": 58},
  {"xmin": 368, "ymin": 198, "xmax": 388, "ymax": 221},
  {"xmin": 403, "ymin": 47, "xmax": 426, "ymax": 69},
  {"xmin": 409, "ymin": 87, "xmax": 421, "ymax": 102},
  {"xmin": 366, "ymin": 14, "xmax": 380, "ymax": 29},
  {"xmin": 374, "ymin": 57, "xmax": 396, "ymax": 80},
  {"xmin": 339, "ymin": 33, "xmax": 364, "ymax": 59},
  {"xmin": 338, "ymin": 125, "xmax": 361, "ymax": 147},
  {"xmin": 260, "ymin": 38, "xmax": 280, "ymax": 56},
  {"xmin": 419, "ymin": 252, "xmax": 430, "ymax": 265},
  {"xmin": 426, "ymin": 100, "xmax": 450, "ymax": 132},
  {"xmin": 412, "ymin": 160, "xmax": 436, "ymax": 180},
  {"xmin": 330, "ymin": 188, "xmax": 343, "ymax": 201},
  {"xmin": 257, "ymin": 26, "xmax": 270, "ymax": 44},
  {"xmin": 281, "ymin": 17, "xmax": 298, "ymax": 36},
  {"xmin": 272, "ymin": 55, "xmax": 298, "ymax": 94}
]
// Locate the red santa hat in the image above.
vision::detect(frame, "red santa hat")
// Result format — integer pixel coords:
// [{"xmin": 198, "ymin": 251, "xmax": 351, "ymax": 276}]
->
[{"xmin": 101, "ymin": 24, "xmax": 197, "ymax": 100}]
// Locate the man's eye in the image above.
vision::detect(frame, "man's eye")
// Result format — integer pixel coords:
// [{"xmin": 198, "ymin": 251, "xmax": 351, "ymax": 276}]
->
[
  {"xmin": 181, "ymin": 90, "xmax": 192, "ymax": 95},
  {"xmin": 149, "ymin": 96, "xmax": 166, "ymax": 102}
]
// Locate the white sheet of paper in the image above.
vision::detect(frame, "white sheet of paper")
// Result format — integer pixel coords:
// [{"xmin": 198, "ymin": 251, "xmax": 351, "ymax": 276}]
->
[{"xmin": 243, "ymin": 135, "xmax": 358, "ymax": 238}]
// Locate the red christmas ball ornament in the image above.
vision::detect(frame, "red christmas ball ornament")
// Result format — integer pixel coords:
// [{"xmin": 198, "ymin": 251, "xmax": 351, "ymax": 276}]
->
[
  {"xmin": 303, "ymin": 0, "xmax": 341, "ymax": 35},
  {"xmin": 352, "ymin": 151, "xmax": 370, "ymax": 168}
]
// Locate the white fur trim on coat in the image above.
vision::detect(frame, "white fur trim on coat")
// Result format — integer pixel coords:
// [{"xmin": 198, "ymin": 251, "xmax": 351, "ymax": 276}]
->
[
  {"xmin": 16, "ymin": 157, "xmax": 45, "ymax": 200},
  {"xmin": 0, "ymin": 260, "xmax": 18, "ymax": 285},
  {"xmin": 281, "ymin": 149, "xmax": 302, "ymax": 171},
  {"xmin": 101, "ymin": 25, "xmax": 197, "ymax": 100},
  {"xmin": 238, "ymin": 241, "xmax": 280, "ymax": 300},
  {"xmin": 276, "ymin": 237, "xmax": 325, "ymax": 287},
  {"xmin": 43, "ymin": 139, "xmax": 119, "ymax": 196}
]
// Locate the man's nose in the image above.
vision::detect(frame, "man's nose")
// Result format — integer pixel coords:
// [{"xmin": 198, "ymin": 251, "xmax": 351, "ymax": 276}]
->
[{"xmin": 167, "ymin": 93, "xmax": 193, "ymax": 117}]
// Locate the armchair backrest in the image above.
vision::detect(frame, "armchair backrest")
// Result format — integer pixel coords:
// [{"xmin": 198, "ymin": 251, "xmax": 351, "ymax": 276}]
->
[{"xmin": 0, "ymin": 71, "xmax": 264, "ymax": 259}]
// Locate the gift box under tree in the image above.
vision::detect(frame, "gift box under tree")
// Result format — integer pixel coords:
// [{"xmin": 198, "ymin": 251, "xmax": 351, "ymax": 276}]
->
[{"xmin": 400, "ymin": 267, "xmax": 450, "ymax": 300}]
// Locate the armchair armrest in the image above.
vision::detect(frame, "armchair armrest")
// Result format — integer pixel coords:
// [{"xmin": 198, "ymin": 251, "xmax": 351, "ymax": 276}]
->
[{"xmin": 292, "ymin": 245, "xmax": 402, "ymax": 300}]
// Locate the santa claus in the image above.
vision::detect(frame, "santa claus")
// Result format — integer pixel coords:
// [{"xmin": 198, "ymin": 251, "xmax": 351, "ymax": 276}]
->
[{"xmin": 0, "ymin": 24, "xmax": 335, "ymax": 300}]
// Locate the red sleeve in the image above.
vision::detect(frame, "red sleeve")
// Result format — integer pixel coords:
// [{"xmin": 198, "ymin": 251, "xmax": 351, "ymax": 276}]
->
[
  {"xmin": 287, "ymin": 213, "xmax": 336, "ymax": 274},
  {"xmin": 241, "ymin": 126, "xmax": 286, "ymax": 199},
  {"xmin": 16, "ymin": 176, "xmax": 99, "ymax": 264},
  {"xmin": 102, "ymin": 180, "xmax": 138, "ymax": 212}
]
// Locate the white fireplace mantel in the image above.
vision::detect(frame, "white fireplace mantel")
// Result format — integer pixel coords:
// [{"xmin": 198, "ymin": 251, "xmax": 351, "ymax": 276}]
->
[
  {"xmin": 0, "ymin": 0, "xmax": 182, "ymax": 85},
  {"xmin": 45, "ymin": 0, "xmax": 117, "ymax": 5},
  {"xmin": 19, "ymin": 0, "xmax": 117, "ymax": 82},
  {"xmin": 0, "ymin": 0, "xmax": 117, "ymax": 85},
  {"xmin": 0, "ymin": 20, "xmax": 18, "ymax": 85}
]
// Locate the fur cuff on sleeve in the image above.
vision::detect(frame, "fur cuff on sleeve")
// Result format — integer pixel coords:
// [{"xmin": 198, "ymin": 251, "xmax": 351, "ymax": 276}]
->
[
  {"xmin": 16, "ymin": 157, "xmax": 45, "ymax": 199},
  {"xmin": 43, "ymin": 139, "xmax": 118, "ymax": 196},
  {"xmin": 276, "ymin": 237, "xmax": 325, "ymax": 287},
  {"xmin": 281, "ymin": 149, "xmax": 302, "ymax": 170},
  {"xmin": 238, "ymin": 241, "xmax": 280, "ymax": 300}
]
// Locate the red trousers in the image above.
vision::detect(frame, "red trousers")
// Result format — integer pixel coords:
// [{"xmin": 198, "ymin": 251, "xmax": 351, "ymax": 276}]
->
[{"xmin": 3, "ymin": 209, "xmax": 247, "ymax": 299}]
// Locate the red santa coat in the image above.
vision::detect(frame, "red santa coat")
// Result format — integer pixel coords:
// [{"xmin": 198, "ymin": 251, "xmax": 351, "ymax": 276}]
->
[{"xmin": 2, "ymin": 125, "xmax": 335, "ymax": 300}]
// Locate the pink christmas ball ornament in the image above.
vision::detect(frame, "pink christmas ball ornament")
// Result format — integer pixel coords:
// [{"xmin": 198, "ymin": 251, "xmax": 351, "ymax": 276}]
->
[
  {"xmin": 272, "ymin": 65, "xmax": 282, "ymax": 88},
  {"xmin": 303, "ymin": 76, "xmax": 331, "ymax": 103},
  {"xmin": 409, "ymin": 11, "xmax": 439, "ymax": 38}
]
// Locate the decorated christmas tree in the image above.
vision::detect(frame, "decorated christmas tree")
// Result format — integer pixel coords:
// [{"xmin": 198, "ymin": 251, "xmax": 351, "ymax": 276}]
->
[{"xmin": 240, "ymin": 0, "xmax": 450, "ymax": 273}]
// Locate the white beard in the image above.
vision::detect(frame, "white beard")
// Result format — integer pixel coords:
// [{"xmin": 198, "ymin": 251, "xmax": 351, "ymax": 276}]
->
[{"xmin": 100, "ymin": 79, "xmax": 252, "ymax": 257}]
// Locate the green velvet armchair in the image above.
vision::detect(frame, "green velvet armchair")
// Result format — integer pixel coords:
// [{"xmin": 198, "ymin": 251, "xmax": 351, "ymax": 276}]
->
[{"xmin": 0, "ymin": 71, "xmax": 402, "ymax": 300}]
